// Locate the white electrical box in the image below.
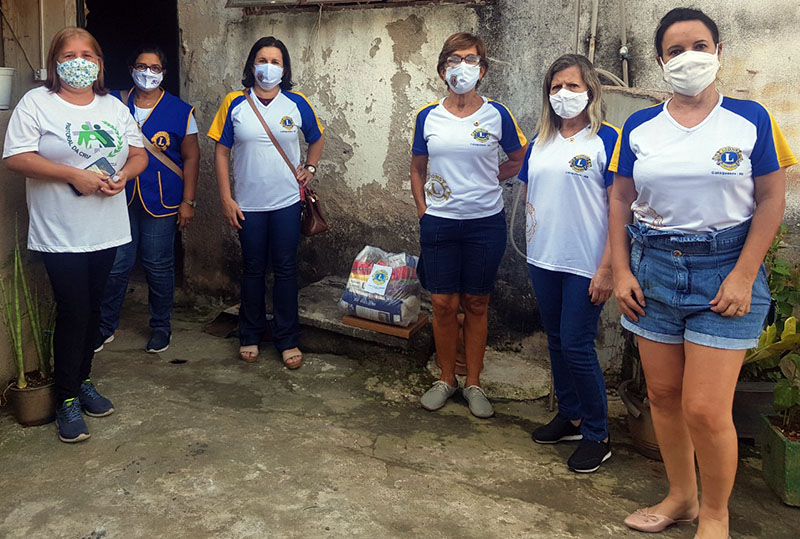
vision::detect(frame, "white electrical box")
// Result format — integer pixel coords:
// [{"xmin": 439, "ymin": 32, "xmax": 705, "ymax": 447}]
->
[{"xmin": 34, "ymin": 69, "xmax": 47, "ymax": 81}]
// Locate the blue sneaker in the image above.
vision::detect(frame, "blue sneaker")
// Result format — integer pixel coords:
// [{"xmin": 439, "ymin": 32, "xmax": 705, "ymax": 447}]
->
[
  {"xmin": 56, "ymin": 398, "xmax": 90, "ymax": 443},
  {"xmin": 146, "ymin": 330, "xmax": 171, "ymax": 353},
  {"xmin": 79, "ymin": 379, "xmax": 115, "ymax": 417}
]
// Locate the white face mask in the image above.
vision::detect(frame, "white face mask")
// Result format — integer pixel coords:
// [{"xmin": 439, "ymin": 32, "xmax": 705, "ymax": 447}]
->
[
  {"xmin": 661, "ymin": 47, "xmax": 720, "ymax": 97},
  {"xmin": 445, "ymin": 63, "xmax": 480, "ymax": 95},
  {"xmin": 549, "ymin": 88, "xmax": 590, "ymax": 119},
  {"xmin": 131, "ymin": 68, "xmax": 163, "ymax": 91},
  {"xmin": 254, "ymin": 63, "xmax": 283, "ymax": 90}
]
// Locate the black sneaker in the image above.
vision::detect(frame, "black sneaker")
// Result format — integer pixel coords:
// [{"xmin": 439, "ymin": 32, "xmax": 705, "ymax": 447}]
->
[
  {"xmin": 532, "ymin": 415, "xmax": 583, "ymax": 444},
  {"xmin": 94, "ymin": 333, "xmax": 114, "ymax": 353},
  {"xmin": 567, "ymin": 439, "xmax": 611, "ymax": 473},
  {"xmin": 146, "ymin": 330, "xmax": 171, "ymax": 353}
]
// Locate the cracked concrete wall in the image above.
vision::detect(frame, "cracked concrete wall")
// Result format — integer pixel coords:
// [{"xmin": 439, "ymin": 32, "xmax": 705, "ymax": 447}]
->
[{"xmin": 177, "ymin": 0, "xmax": 800, "ymax": 380}]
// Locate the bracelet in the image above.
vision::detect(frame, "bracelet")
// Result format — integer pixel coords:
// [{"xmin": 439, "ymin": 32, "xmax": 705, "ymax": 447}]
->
[{"xmin": 182, "ymin": 199, "xmax": 196, "ymax": 208}]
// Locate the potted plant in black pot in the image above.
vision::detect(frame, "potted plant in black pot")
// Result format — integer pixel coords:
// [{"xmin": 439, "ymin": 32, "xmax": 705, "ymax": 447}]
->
[
  {"xmin": 759, "ymin": 346, "xmax": 800, "ymax": 506},
  {"xmin": 1, "ymin": 233, "xmax": 56, "ymax": 426}
]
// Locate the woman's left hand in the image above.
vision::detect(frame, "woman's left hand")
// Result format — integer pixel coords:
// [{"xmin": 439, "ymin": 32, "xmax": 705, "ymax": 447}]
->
[
  {"xmin": 99, "ymin": 169, "xmax": 129, "ymax": 196},
  {"xmin": 710, "ymin": 270, "xmax": 753, "ymax": 317},
  {"xmin": 589, "ymin": 266, "xmax": 614, "ymax": 306},
  {"xmin": 177, "ymin": 202, "xmax": 195, "ymax": 230},
  {"xmin": 296, "ymin": 166, "xmax": 314, "ymax": 188}
]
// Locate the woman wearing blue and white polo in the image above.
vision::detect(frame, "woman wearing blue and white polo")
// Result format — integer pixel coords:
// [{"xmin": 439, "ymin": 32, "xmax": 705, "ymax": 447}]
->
[
  {"xmin": 411, "ymin": 32, "xmax": 528, "ymax": 418},
  {"xmin": 518, "ymin": 54, "xmax": 618, "ymax": 473}
]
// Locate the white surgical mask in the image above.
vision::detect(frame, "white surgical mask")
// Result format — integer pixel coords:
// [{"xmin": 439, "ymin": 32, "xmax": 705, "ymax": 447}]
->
[
  {"xmin": 131, "ymin": 68, "xmax": 163, "ymax": 91},
  {"xmin": 445, "ymin": 63, "xmax": 480, "ymax": 95},
  {"xmin": 549, "ymin": 88, "xmax": 590, "ymax": 119},
  {"xmin": 254, "ymin": 63, "xmax": 283, "ymax": 90},
  {"xmin": 661, "ymin": 47, "xmax": 720, "ymax": 97}
]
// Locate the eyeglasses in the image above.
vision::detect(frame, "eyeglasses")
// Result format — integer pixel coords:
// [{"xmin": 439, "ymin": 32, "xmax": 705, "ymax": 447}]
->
[
  {"xmin": 133, "ymin": 63, "xmax": 163, "ymax": 74},
  {"xmin": 446, "ymin": 54, "xmax": 481, "ymax": 67}
]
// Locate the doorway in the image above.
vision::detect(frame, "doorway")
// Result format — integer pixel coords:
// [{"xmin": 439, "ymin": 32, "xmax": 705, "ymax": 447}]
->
[
  {"xmin": 82, "ymin": 0, "xmax": 180, "ymax": 96},
  {"xmin": 80, "ymin": 0, "xmax": 185, "ymax": 286}
]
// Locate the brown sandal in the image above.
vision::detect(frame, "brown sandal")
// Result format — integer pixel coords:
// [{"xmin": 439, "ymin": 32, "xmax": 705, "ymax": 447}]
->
[
  {"xmin": 239, "ymin": 345, "xmax": 258, "ymax": 363},
  {"xmin": 281, "ymin": 348, "xmax": 302, "ymax": 369}
]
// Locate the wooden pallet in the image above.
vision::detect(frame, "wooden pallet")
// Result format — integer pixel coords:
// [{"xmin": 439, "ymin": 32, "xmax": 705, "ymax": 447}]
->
[{"xmin": 342, "ymin": 314, "xmax": 429, "ymax": 339}]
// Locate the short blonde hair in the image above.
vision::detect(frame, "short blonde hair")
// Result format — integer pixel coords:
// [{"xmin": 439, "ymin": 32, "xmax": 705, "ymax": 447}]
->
[
  {"xmin": 44, "ymin": 27, "xmax": 108, "ymax": 96},
  {"xmin": 535, "ymin": 54, "xmax": 605, "ymax": 146}
]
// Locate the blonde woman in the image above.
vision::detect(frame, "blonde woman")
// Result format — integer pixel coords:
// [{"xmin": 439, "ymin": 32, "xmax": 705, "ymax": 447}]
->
[{"xmin": 518, "ymin": 54, "xmax": 619, "ymax": 472}]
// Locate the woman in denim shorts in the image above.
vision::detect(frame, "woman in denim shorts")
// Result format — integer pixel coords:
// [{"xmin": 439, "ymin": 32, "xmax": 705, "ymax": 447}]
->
[
  {"xmin": 410, "ymin": 32, "xmax": 528, "ymax": 418},
  {"xmin": 609, "ymin": 8, "xmax": 796, "ymax": 539}
]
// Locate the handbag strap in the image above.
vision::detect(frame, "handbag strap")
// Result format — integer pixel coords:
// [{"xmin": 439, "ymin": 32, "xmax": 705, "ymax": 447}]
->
[
  {"xmin": 123, "ymin": 90, "xmax": 184, "ymax": 180},
  {"xmin": 242, "ymin": 89, "xmax": 296, "ymax": 176}
]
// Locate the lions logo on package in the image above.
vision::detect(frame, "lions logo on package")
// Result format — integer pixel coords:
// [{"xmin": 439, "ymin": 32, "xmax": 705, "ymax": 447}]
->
[
  {"xmin": 713, "ymin": 147, "xmax": 743, "ymax": 171},
  {"xmin": 372, "ymin": 269, "xmax": 389, "ymax": 286},
  {"xmin": 569, "ymin": 154, "xmax": 592, "ymax": 172}
]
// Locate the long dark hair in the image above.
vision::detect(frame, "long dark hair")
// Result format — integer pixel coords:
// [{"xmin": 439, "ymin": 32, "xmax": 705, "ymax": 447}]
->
[
  {"xmin": 654, "ymin": 8, "xmax": 720, "ymax": 58},
  {"xmin": 241, "ymin": 36, "xmax": 294, "ymax": 91}
]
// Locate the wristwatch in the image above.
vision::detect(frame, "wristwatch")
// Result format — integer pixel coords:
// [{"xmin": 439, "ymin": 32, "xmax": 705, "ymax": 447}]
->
[
  {"xmin": 182, "ymin": 199, "xmax": 196, "ymax": 208},
  {"xmin": 304, "ymin": 164, "xmax": 317, "ymax": 175}
]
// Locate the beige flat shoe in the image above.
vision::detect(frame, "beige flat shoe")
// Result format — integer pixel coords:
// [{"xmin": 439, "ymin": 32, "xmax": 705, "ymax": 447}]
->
[
  {"xmin": 624, "ymin": 507, "xmax": 697, "ymax": 532},
  {"xmin": 239, "ymin": 345, "xmax": 258, "ymax": 363},
  {"xmin": 281, "ymin": 347, "xmax": 302, "ymax": 369}
]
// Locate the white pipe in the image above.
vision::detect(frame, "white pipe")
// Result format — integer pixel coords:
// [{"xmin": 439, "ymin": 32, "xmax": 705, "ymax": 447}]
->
[
  {"xmin": 573, "ymin": 0, "xmax": 581, "ymax": 54},
  {"xmin": 620, "ymin": 0, "xmax": 629, "ymax": 86},
  {"xmin": 588, "ymin": 0, "xmax": 599, "ymax": 63},
  {"xmin": 38, "ymin": 0, "xmax": 45, "ymax": 68}
]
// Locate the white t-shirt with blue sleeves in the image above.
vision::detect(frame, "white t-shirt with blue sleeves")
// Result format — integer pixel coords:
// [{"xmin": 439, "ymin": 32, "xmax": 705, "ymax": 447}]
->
[
  {"xmin": 412, "ymin": 97, "xmax": 527, "ymax": 219},
  {"xmin": 207, "ymin": 88, "xmax": 323, "ymax": 212},
  {"xmin": 518, "ymin": 122, "xmax": 619, "ymax": 279},
  {"xmin": 610, "ymin": 93, "xmax": 796, "ymax": 233}
]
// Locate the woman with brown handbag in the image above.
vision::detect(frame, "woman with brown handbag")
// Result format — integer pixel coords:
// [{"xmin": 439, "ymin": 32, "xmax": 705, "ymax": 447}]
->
[{"xmin": 208, "ymin": 36, "xmax": 325, "ymax": 369}]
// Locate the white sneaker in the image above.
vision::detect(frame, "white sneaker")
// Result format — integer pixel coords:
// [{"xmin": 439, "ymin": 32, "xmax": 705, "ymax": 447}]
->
[{"xmin": 420, "ymin": 380, "xmax": 458, "ymax": 411}]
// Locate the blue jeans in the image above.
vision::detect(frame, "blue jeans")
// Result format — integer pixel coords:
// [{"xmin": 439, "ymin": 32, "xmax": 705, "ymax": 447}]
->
[
  {"xmin": 529, "ymin": 264, "xmax": 609, "ymax": 442},
  {"xmin": 622, "ymin": 219, "xmax": 769, "ymax": 350},
  {"xmin": 238, "ymin": 202, "xmax": 302, "ymax": 351},
  {"xmin": 418, "ymin": 210, "xmax": 507, "ymax": 295},
  {"xmin": 100, "ymin": 197, "xmax": 176, "ymax": 337}
]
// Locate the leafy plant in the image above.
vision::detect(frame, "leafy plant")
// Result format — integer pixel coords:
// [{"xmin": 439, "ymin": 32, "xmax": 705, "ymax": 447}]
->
[
  {"xmin": 774, "ymin": 351, "xmax": 800, "ymax": 431},
  {"xmin": 0, "ymin": 225, "xmax": 54, "ymax": 389}
]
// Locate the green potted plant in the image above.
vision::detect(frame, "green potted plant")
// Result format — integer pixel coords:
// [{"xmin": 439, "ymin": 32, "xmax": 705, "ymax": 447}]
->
[
  {"xmin": 735, "ymin": 225, "xmax": 800, "ymax": 438},
  {"xmin": 0, "ymin": 231, "xmax": 56, "ymax": 426},
  {"xmin": 759, "ymin": 344, "xmax": 800, "ymax": 506}
]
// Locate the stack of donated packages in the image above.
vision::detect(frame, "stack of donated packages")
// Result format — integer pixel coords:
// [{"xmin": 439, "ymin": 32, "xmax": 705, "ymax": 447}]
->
[{"xmin": 338, "ymin": 246, "xmax": 422, "ymax": 327}]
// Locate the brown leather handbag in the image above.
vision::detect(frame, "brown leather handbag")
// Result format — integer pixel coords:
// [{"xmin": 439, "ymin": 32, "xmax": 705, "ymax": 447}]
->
[{"xmin": 243, "ymin": 90, "xmax": 329, "ymax": 237}]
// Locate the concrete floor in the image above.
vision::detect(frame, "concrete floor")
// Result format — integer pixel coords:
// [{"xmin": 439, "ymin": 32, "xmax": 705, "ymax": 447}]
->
[{"xmin": 1, "ymin": 303, "xmax": 797, "ymax": 538}]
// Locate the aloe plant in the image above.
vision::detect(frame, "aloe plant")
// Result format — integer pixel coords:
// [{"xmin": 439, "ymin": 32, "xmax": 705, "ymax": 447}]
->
[
  {"xmin": 0, "ymin": 237, "xmax": 27, "ymax": 389},
  {"xmin": 0, "ymin": 225, "xmax": 55, "ymax": 388}
]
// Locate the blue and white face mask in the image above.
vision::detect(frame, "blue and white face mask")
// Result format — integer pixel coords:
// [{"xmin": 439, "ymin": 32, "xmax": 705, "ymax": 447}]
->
[
  {"xmin": 57, "ymin": 57, "xmax": 99, "ymax": 89},
  {"xmin": 132, "ymin": 68, "xmax": 163, "ymax": 91},
  {"xmin": 254, "ymin": 63, "xmax": 283, "ymax": 90},
  {"xmin": 445, "ymin": 63, "xmax": 480, "ymax": 94}
]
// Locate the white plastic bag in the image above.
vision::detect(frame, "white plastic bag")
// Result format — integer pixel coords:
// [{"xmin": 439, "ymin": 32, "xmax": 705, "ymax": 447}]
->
[{"xmin": 338, "ymin": 246, "xmax": 422, "ymax": 327}]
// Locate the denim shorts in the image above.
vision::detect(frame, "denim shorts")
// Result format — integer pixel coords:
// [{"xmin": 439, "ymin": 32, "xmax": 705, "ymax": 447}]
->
[
  {"xmin": 621, "ymin": 219, "xmax": 770, "ymax": 350},
  {"xmin": 418, "ymin": 210, "xmax": 507, "ymax": 295}
]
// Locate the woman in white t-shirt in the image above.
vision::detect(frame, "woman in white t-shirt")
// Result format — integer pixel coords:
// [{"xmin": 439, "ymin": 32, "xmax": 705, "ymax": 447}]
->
[
  {"xmin": 208, "ymin": 37, "xmax": 325, "ymax": 369},
  {"xmin": 411, "ymin": 33, "xmax": 528, "ymax": 419},
  {"xmin": 3, "ymin": 27, "xmax": 147, "ymax": 444},
  {"xmin": 518, "ymin": 54, "xmax": 618, "ymax": 473},
  {"xmin": 609, "ymin": 9, "xmax": 796, "ymax": 537}
]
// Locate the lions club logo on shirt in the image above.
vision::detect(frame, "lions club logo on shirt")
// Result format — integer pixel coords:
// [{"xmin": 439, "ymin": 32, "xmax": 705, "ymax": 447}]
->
[
  {"xmin": 424, "ymin": 174, "xmax": 452, "ymax": 205},
  {"xmin": 713, "ymin": 146, "xmax": 743, "ymax": 171},
  {"xmin": 471, "ymin": 128, "xmax": 490, "ymax": 143},
  {"xmin": 569, "ymin": 154, "xmax": 592, "ymax": 172},
  {"xmin": 151, "ymin": 131, "xmax": 171, "ymax": 151},
  {"xmin": 280, "ymin": 116, "xmax": 295, "ymax": 130}
]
